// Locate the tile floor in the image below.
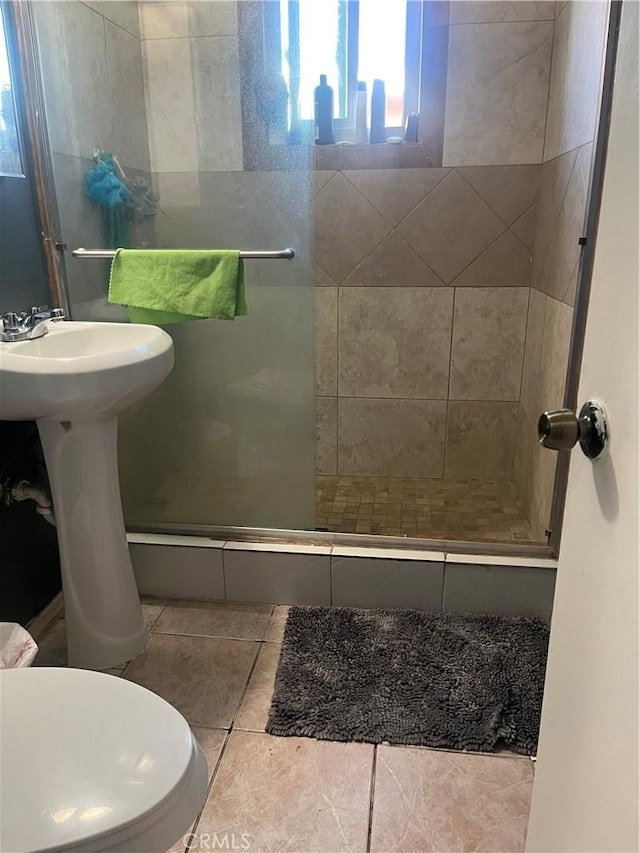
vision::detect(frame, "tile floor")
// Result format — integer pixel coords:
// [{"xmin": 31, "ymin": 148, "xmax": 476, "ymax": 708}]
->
[
  {"xmin": 316, "ymin": 476, "xmax": 540, "ymax": 543},
  {"xmin": 34, "ymin": 599, "xmax": 534, "ymax": 852}
]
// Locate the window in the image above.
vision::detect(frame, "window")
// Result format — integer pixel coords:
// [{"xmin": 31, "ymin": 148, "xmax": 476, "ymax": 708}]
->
[
  {"xmin": 0, "ymin": 2, "xmax": 23, "ymax": 176},
  {"xmin": 276, "ymin": 0, "xmax": 421, "ymax": 141}
]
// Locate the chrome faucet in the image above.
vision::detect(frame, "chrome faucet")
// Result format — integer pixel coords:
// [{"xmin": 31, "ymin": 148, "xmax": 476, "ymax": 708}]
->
[{"xmin": 0, "ymin": 306, "xmax": 66, "ymax": 342}]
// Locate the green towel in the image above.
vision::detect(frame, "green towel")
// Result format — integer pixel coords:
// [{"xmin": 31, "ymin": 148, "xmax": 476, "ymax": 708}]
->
[{"xmin": 108, "ymin": 249, "xmax": 247, "ymax": 324}]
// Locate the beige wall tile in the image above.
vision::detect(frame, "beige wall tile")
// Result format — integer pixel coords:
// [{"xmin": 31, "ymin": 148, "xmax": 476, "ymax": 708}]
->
[
  {"xmin": 532, "ymin": 148, "xmax": 579, "ymax": 288},
  {"xmin": 139, "ymin": 1, "xmax": 188, "ymax": 40},
  {"xmin": 458, "ymin": 165, "xmax": 541, "ymax": 225},
  {"xmin": 52, "ymin": 154, "xmax": 112, "ymax": 303},
  {"xmin": 188, "ymin": 1, "xmax": 238, "ymax": 36},
  {"xmin": 314, "ymin": 173, "xmax": 391, "ymax": 283},
  {"xmin": 123, "ymin": 634, "xmax": 258, "ymax": 727},
  {"xmin": 520, "ymin": 287, "xmax": 546, "ymax": 422},
  {"xmin": 539, "ymin": 296, "xmax": 574, "ymax": 411},
  {"xmin": 316, "ymin": 397, "xmax": 338, "ymax": 475},
  {"xmin": 343, "ymin": 168, "xmax": 450, "ymax": 226},
  {"xmin": 315, "ymin": 264, "xmax": 336, "ymax": 286},
  {"xmin": 338, "ymin": 398, "xmax": 447, "ymax": 477},
  {"xmin": 452, "ymin": 230, "xmax": 532, "ymax": 287},
  {"xmin": 538, "ymin": 143, "xmax": 592, "ymax": 301},
  {"xmin": 445, "ymin": 401, "xmax": 519, "ymax": 479},
  {"xmin": 103, "ymin": 0, "xmax": 140, "ymax": 37},
  {"xmin": 370, "ymin": 746, "xmax": 533, "ymax": 852},
  {"xmin": 513, "ymin": 404, "xmax": 535, "ymax": 520},
  {"xmin": 190, "ymin": 37, "xmax": 243, "ymax": 171},
  {"xmin": 315, "ymin": 287, "xmax": 337, "ymax": 395},
  {"xmin": 196, "ymin": 731, "xmax": 373, "ymax": 851},
  {"xmin": 450, "ymin": 1, "xmax": 555, "ymax": 24},
  {"xmin": 35, "ymin": 1, "xmax": 115, "ymax": 158},
  {"xmin": 543, "ymin": 0, "xmax": 609, "ymax": 160},
  {"xmin": 343, "ymin": 233, "xmax": 444, "ymax": 287},
  {"xmin": 143, "ymin": 36, "xmax": 243, "ymax": 173},
  {"xmin": 530, "ymin": 440, "xmax": 558, "ymax": 540},
  {"xmin": 443, "ymin": 22, "xmax": 553, "ymax": 166},
  {"xmin": 399, "ymin": 170, "xmax": 504, "ymax": 283},
  {"xmin": 105, "ymin": 21, "xmax": 150, "ymax": 171},
  {"xmin": 143, "ymin": 38, "xmax": 198, "ymax": 172},
  {"xmin": 314, "ymin": 170, "xmax": 335, "ymax": 195},
  {"xmin": 140, "ymin": 1, "xmax": 238, "ymax": 40},
  {"xmin": 338, "ymin": 288, "xmax": 454, "ymax": 399},
  {"xmin": 450, "ymin": 287, "xmax": 529, "ymax": 401},
  {"xmin": 512, "ymin": 203, "xmax": 538, "ymax": 253}
]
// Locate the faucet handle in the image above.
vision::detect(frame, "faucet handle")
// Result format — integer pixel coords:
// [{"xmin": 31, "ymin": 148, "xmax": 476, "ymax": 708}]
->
[
  {"xmin": 30, "ymin": 305, "xmax": 49, "ymax": 314},
  {"xmin": 50, "ymin": 308, "xmax": 66, "ymax": 319},
  {"xmin": 2, "ymin": 312, "xmax": 23, "ymax": 331}
]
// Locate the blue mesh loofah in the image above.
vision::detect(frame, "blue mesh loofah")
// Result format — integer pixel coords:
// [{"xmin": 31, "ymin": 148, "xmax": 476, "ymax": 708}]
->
[
  {"xmin": 85, "ymin": 158, "xmax": 130, "ymax": 208},
  {"xmin": 85, "ymin": 155, "xmax": 131, "ymax": 250}
]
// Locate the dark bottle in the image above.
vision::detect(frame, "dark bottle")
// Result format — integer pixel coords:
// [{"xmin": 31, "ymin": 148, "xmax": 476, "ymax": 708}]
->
[
  {"xmin": 369, "ymin": 79, "xmax": 386, "ymax": 144},
  {"xmin": 314, "ymin": 75, "xmax": 335, "ymax": 145},
  {"xmin": 405, "ymin": 112, "xmax": 419, "ymax": 143}
]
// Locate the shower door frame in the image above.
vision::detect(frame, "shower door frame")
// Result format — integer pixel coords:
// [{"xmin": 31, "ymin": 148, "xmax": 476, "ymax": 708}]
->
[{"xmin": 17, "ymin": 0, "xmax": 622, "ymax": 562}]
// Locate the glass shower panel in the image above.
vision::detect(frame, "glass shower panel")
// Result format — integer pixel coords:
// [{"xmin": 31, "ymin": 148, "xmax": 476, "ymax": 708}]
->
[{"xmin": 34, "ymin": 0, "xmax": 316, "ymax": 531}]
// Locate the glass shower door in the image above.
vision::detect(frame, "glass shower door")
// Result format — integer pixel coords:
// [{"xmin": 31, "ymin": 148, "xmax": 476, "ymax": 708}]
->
[{"xmin": 34, "ymin": 0, "xmax": 316, "ymax": 532}]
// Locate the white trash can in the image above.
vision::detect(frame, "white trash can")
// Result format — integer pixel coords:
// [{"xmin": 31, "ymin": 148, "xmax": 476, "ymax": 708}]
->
[{"xmin": 0, "ymin": 622, "xmax": 38, "ymax": 668}]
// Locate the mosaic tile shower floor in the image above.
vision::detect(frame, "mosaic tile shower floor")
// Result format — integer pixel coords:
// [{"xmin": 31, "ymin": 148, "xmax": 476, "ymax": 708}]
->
[{"xmin": 316, "ymin": 476, "xmax": 541, "ymax": 543}]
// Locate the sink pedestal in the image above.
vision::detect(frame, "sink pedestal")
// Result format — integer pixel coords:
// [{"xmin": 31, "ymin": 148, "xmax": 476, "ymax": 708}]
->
[{"xmin": 38, "ymin": 417, "xmax": 148, "ymax": 670}]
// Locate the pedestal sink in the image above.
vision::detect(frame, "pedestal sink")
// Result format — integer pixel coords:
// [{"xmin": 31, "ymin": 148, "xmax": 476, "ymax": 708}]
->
[{"xmin": 0, "ymin": 321, "xmax": 174, "ymax": 669}]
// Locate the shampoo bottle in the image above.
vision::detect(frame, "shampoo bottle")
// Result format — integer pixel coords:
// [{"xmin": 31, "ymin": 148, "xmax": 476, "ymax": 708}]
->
[
  {"xmin": 314, "ymin": 75, "xmax": 335, "ymax": 145},
  {"xmin": 369, "ymin": 79, "xmax": 386, "ymax": 144},
  {"xmin": 355, "ymin": 81, "xmax": 368, "ymax": 143}
]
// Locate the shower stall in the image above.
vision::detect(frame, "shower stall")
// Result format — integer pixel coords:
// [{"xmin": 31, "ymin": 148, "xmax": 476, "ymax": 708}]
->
[{"xmin": 23, "ymin": 0, "xmax": 611, "ymax": 555}]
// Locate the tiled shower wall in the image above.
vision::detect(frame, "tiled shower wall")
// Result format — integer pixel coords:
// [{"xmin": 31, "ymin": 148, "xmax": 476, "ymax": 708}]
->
[
  {"xmin": 314, "ymin": 2, "xmax": 555, "ymax": 487},
  {"xmin": 35, "ymin": 0, "xmax": 153, "ymax": 309},
  {"xmin": 514, "ymin": 0, "xmax": 609, "ymax": 539}
]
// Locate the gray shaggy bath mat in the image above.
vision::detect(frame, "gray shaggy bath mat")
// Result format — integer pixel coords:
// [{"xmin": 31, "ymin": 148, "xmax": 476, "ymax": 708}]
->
[{"xmin": 266, "ymin": 606, "xmax": 549, "ymax": 755}]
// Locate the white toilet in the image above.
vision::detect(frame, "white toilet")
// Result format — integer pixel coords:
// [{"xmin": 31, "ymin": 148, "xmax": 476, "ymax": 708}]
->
[{"xmin": 0, "ymin": 667, "xmax": 209, "ymax": 852}]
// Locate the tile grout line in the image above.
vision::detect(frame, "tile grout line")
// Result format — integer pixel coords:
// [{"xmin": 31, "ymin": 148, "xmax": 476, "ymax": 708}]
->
[
  {"xmin": 187, "ymin": 728, "xmax": 233, "ymax": 853},
  {"xmin": 366, "ymin": 745, "xmax": 378, "ymax": 852}
]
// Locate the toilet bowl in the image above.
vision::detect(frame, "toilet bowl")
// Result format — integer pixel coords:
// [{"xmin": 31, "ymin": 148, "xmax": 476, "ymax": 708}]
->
[{"xmin": 0, "ymin": 667, "xmax": 209, "ymax": 852}]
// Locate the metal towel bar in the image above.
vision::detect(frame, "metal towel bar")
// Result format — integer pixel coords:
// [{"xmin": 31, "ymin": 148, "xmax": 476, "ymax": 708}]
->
[{"xmin": 71, "ymin": 248, "xmax": 295, "ymax": 260}]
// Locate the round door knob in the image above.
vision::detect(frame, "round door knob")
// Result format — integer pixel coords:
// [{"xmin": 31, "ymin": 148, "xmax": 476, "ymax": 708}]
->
[
  {"xmin": 538, "ymin": 400, "xmax": 609, "ymax": 460},
  {"xmin": 538, "ymin": 409, "xmax": 580, "ymax": 451}
]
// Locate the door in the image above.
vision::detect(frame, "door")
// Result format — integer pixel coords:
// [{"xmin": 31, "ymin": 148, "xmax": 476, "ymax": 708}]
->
[{"xmin": 526, "ymin": 2, "xmax": 639, "ymax": 850}]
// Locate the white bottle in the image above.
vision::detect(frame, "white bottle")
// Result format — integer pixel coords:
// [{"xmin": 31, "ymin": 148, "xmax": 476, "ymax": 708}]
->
[{"xmin": 355, "ymin": 81, "xmax": 368, "ymax": 143}]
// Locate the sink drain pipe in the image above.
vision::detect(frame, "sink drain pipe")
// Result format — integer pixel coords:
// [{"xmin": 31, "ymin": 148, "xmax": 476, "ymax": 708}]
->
[{"xmin": 10, "ymin": 480, "xmax": 56, "ymax": 527}]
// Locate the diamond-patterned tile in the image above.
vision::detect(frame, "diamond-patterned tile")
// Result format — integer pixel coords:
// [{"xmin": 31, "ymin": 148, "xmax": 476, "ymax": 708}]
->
[
  {"xmin": 538, "ymin": 143, "xmax": 591, "ymax": 301},
  {"xmin": 314, "ymin": 172, "xmax": 391, "ymax": 283},
  {"xmin": 399, "ymin": 170, "xmax": 505, "ymax": 284},
  {"xmin": 532, "ymin": 148, "xmax": 579, "ymax": 288},
  {"xmin": 452, "ymin": 230, "xmax": 532, "ymax": 287},
  {"xmin": 343, "ymin": 168, "xmax": 450, "ymax": 227},
  {"xmin": 512, "ymin": 203, "xmax": 538, "ymax": 253},
  {"xmin": 343, "ymin": 232, "xmax": 444, "ymax": 287},
  {"xmin": 458, "ymin": 164, "xmax": 541, "ymax": 225}
]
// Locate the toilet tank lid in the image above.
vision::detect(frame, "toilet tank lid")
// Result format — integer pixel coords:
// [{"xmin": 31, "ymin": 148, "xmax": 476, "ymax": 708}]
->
[{"xmin": 0, "ymin": 667, "xmax": 196, "ymax": 853}]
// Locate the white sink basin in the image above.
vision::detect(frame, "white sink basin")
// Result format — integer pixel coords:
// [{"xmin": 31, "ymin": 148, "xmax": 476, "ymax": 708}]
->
[
  {"xmin": 0, "ymin": 320, "xmax": 174, "ymax": 670},
  {"xmin": 0, "ymin": 321, "xmax": 174, "ymax": 421}
]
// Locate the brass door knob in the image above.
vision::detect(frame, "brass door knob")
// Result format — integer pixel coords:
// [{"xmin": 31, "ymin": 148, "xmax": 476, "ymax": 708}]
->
[{"xmin": 538, "ymin": 401, "xmax": 610, "ymax": 460}]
